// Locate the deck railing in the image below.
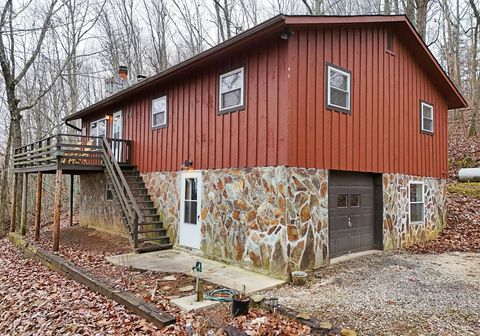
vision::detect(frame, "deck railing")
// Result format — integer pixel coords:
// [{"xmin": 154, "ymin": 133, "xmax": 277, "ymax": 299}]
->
[
  {"xmin": 13, "ymin": 134, "xmax": 132, "ymax": 171},
  {"xmin": 101, "ymin": 137, "xmax": 143, "ymax": 247}
]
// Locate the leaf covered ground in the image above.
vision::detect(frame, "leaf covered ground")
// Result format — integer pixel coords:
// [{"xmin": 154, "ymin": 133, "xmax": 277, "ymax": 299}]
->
[
  {"xmin": 10, "ymin": 225, "xmax": 310, "ymax": 335},
  {"xmin": 0, "ymin": 238, "xmax": 162, "ymax": 335}
]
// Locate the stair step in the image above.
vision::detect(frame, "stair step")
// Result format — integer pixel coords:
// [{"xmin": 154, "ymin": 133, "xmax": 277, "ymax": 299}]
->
[
  {"xmin": 143, "ymin": 214, "xmax": 160, "ymax": 218},
  {"xmin": 138, "ymin": 220, "xmax": 163, "ymax": 226},
  {"xmin": 138, "ymin": 228, "xmax": 166, "ymax": 234},
  {"xmin": 135, "ymin": 243, "xmax": 172, "ymax": 253},
  {"xmin": 137, "ymin": 236, "xmax": 169, "ymax": 243}
]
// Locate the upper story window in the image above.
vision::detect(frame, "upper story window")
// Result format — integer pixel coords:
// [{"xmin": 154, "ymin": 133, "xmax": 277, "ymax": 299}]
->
[
  {"xmin": 420, "ymin": 101, "xmax": 434, "ymax": 133},
  {"xmin": 326, "ymin": 64, "xmax": 351, "ymax": 113},
  {"xmin": 152, "ymin": 95, "xmax": 167, "ymax": 128},
  {"xmin": 218, "ymin": 67, "xmax": 245, "ymax": 114},
  {"xmin": 409, "ymin": 181, "xmax": 424, "ymax": 224}
]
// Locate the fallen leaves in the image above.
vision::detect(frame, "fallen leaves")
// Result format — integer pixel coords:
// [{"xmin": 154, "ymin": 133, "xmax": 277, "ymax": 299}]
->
[
  {"xmin": 407, "ymin": 190, "xmax": 480, "ymax": 253},
  {"xmin": 0, "ymin": 238, "xmax": 161, "ymax": 335}
]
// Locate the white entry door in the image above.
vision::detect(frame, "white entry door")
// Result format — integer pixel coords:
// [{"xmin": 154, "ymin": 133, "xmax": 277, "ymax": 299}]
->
[
  {"xmin": 179, "ymin": 171, "xmax": 202, "ymax": 249},
  {"xmin": 112, "ymin": 111, "xmax": 123, "ymax": 161}
]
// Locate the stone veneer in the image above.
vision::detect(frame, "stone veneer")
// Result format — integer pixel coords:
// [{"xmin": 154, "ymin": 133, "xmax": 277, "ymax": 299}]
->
[
  {"xmin": 142, "ymin": 167, "xmax": 329, "ymax": 277},
  {"xmin": 383, "ymin": 173, "xmax": 447, "ymax": 250},
  {"xmin": 79, "ymin": 173, "xmax": 127, "ymax": 237},
  {"xmin": 141, "ymin": 172, "xmax": 180, "ymax": 244}
]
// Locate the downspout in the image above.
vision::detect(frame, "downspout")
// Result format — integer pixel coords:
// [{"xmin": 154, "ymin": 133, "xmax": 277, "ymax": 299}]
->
[{"xmin": 65, "ymin": 120, "xmax": 82, "ymax": 132}]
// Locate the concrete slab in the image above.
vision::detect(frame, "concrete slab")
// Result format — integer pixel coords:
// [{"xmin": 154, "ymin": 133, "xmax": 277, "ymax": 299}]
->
[
  {"xmin": 170, "ymin": 294, "xmax": 219, "ymax": 312},
  {"xmin": 107, "ymin": 249, "xmax": 284, "ymax": 296}
]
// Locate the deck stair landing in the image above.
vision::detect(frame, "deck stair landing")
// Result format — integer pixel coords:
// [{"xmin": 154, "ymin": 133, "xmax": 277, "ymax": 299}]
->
[{"xmin": 108, "ymin": 166, "xmax": 172, "ymax": 253}]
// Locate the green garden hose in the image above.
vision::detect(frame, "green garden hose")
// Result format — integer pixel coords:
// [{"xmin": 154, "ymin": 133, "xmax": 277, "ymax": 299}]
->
[{"xmin": 204, "ymin": 288, "xmax": 239, "ymax": 302}]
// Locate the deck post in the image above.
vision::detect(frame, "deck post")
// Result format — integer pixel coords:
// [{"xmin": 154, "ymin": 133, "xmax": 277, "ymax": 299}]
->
[
  {"xmin": 10, "ymin": 173, "xmax": 18, "ymax": 233},
  {"xmin": 34, "ymin": 172, "xmax": 43, "ymax": 241},
  {"xmin": 52, "ymin": 169, "xmax": 63, "ymax": 251},
  {"xmin": 20, "ymin": 172, "xmax": 28, "ymax": 235},
  {"xmin": 69, "ymin": 174, "xmax": 74, "ymax": 226}
]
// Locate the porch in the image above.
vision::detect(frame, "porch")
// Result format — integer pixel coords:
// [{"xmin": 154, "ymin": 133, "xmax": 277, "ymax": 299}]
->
[
  {"xmin": 9, "ymin": 133, "xmax": 170, "ymax": 253},
  {"xmin": 13, "ymin": 133, "xmax": 132, "ymax": 174}
]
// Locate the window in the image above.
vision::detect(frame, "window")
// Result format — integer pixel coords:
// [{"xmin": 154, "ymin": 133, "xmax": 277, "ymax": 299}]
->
[
  {"xmin": 183, "ymin": 178, "xmax": 198, "ymax": 224},
  {"xmin": 218, "ymin": 67, "xmax": 244, "ymax": 113},
  {"xmin": 337, "ymin": 194, "xmax": 348, "ymax": 208},
  {"xmin": 420, "ymin": 101, "xmax": 434, "ymax": 133},
  {"xmin": 90, "ymin": 118, "xmax": 106, "ymax": 146},
  {"xmin": 409, "ymin": 182, "xmax": 424, "ymax": 224},
  {"xmin": 106, "ymin": 183, "xmax": 113, "ymax": 201},
  {"xmin": 152, "ymin": 95, "xmax": 167, "ymax": 128},
  {"xmin": 326, "ymin": 64, "xmax": 351, "ymax": 113},
  {"xmin": 350, "ymin": 194, "xmax": 361, "ymax": 207}
]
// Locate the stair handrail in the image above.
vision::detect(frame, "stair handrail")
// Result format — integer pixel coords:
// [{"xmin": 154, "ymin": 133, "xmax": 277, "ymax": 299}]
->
[{"xmin": 100, "ymin": 136, "xmax": 144, "ymax": 247}]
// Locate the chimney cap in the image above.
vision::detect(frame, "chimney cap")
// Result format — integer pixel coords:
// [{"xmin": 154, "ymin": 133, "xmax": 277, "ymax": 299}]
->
[{"xmin": 119, "ymin": 65, "xmax": 128, "ymax": 72}]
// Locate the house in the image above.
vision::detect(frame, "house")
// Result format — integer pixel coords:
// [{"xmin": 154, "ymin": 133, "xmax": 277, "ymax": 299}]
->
[{"xmin": 12, "ymin": 15, "xmax": 467, "ymax": 278}]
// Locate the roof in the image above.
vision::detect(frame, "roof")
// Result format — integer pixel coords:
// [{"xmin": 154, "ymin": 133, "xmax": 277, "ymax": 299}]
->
[{"xmin": 66, "ymin": 14, "xmax": 467, "ymax": 122}]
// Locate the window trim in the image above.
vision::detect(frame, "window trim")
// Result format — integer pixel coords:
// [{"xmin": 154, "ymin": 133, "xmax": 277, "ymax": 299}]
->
[
  {"xmin": 408, "ymin": 181, "xmax": 425, "ymax": 225},
  {"xmin": 218, "ymin": 66, "xmax": 245, "ymax": 115},
  {"xmin": 326, "ymin": 63, "xmax": 352, "ymax": 114},
  {"xmin": 420, "ymin": 100, "xmax": 434, "ymax": 134},
  {"xmin": 152, "ymin": 95, "xmax": 168, "ymax": 129}
]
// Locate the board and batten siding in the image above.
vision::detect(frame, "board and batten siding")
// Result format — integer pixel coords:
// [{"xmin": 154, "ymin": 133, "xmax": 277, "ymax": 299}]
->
[
  {"xmin": 83, "ymin": 39, "xmax": 289, "ymax": 172},
  {"xmin": 83, "ymin": 24, "xmax": 449, "ymax": 179},
  {"xmin": 287, "ymin": 26, "xmax": 449, "ymax": 179}
]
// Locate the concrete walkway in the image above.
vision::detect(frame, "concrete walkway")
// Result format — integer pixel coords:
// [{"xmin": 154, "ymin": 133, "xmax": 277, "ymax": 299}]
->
[{"xmin": 107, "ymin": 249, "xmax": 284, "ymax": 311}]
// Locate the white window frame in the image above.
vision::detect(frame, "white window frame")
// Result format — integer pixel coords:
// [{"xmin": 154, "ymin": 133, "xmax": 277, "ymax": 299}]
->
[
  {"xmin": 326, "ymin": 64, "xmax": 351, "ymax": 112},
  {"xmin": 218, "ymin": 67, "xmax": 244, "ymax": 113},
  {"xmin": 408, "ymin": 181, "xmax": 425, "ymax": 224},
  {"xmin": 420, "ymin": 101, "xmax": 434, "ymax": 133},
  {"xmin": 152, "ymin": 95, "xmax": 167, "ymax": 128}
]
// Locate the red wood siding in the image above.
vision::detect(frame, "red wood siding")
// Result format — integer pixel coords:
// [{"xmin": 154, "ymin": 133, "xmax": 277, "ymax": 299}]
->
[
  {"xmin": 83, "ymin": 39, "xmax": 289, "ymax": 172},
  {"xmin": 286, "ymin": 26, "xmax": 449, "ymax": 179},
  {"xmin": 82, "ymin": 23, "xmax": 449, "ymax": 179}
]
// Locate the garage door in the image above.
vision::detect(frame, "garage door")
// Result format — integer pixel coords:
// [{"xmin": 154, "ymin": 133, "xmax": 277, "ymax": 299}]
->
[{"xmin": 329, "ymin": 171, "xmax": 375, "ymax": 258}]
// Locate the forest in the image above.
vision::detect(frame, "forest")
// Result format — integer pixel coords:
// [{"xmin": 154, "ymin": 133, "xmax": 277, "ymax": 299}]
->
[{"xmin": 0, "ymin": 0, "xmax": 475, "ymax": 236}]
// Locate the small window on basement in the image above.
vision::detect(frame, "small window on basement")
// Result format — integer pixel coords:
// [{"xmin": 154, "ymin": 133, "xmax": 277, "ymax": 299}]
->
[
  {"xmin": 409, "ymin": 182, "xmax": 424, "ymax": 224},
  {"xmin": 152, "ymin": 95, "xmax": 167, "ymax": 128},
  {"xmin": 218, "ymin": 67, "xmax": 245, "ymax": 114},
  {"xmin": 386, "ymin": 31, "xmax": 394, "ymax": 52},
  {"xmin": 420, "ymin": 101, "xmax": 434, "ymax": 133},
  {"xmin": 326, "ymin": 64, "xmax": 351, "ymax": 113}
]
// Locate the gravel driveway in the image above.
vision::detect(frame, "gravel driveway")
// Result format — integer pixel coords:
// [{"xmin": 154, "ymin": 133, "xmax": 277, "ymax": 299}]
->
[{"xmin": 264, "ymin": 252, "xmax": 480, "ymax": 336}]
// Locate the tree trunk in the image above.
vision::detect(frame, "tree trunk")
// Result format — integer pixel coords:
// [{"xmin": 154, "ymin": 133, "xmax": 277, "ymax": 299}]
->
[{"xmin": 0, "ymin": 123, "xmax": 12, "ymax": 237}]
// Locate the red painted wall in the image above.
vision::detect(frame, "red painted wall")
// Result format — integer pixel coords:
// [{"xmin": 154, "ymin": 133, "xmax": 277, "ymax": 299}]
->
[
  {"xmin": 84, "ymin": 38, "xmax": 289, "ymax": 172},
  {"xmin": 83, "ymin": 24, "xmax": 449, "ymax": 178},
  {"xmin": 286, "ymin": 25, "xmax": 448, "ymax": 178}
]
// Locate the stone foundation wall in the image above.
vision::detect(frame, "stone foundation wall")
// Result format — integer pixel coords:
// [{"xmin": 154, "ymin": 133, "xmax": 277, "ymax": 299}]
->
[
  {"xmin": 79, "ymin": 173, "xmax": 126, "ymax": 237},
  {"xmin": 141, "ymin": 172, "xmax": 180, "ymax": 243},
  {"xmin": 141, "ymin": 167, "xmax": 329, "ymax": 278},
  {"xmin": 383, "ymin": 174, "xmax": 447, "ymax": 250}
]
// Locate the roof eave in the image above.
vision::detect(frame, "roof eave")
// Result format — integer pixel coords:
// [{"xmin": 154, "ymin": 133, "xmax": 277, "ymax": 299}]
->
[{"xmin": 65, "ymin": 14, "xmax": 287, "ymax": 122}]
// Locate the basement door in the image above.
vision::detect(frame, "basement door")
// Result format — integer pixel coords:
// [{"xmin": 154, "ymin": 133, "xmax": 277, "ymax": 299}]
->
[
  {"xmin": 179, "ymin": 171, "xmax": 202, "ymax": 249},
  {"xmin": 329, "ymin": 171, "xmax": 375, "ymax": 258}
]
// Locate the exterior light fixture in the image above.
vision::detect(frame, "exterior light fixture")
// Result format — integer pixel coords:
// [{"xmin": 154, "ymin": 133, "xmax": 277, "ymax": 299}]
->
[
  {"xmin": 280, "ymin": 28, "xmax": 294, "ymax": 40},
  {"xmin": 181, "ymin": 160, "xmax": 193, "ymax": 169},
  {"xmin": 105, "ymin": 115, "xmax": 111, "ymax": 120}
]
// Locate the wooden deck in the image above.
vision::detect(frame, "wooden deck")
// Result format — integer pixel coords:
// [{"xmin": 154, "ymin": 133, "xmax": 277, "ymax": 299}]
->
[{"xmin": 13, "ymin": 134, "xmax": 132, "ymax": 174}]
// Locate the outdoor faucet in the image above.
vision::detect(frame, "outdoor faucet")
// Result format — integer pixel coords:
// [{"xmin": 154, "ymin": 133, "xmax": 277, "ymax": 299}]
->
[{"xmin": 192, "ymin": 261, "xmax": 203, "ymax": 302}]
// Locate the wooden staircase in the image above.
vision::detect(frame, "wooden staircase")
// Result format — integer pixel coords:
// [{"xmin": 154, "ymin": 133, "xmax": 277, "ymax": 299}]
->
[
  {"xmin": 100, "ymin": 138, "xmax": 172, "ymax": 253},
  {"xmin": 117, "ymin": 166, "xmax": 172, "ymax": 253}
]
